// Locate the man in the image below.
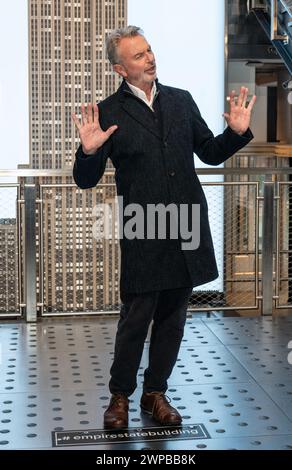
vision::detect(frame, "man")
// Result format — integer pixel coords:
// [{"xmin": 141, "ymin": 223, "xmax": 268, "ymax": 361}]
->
[{"xmin": 72, "ymin": 26, "xmax": 256, "ymax": 430}]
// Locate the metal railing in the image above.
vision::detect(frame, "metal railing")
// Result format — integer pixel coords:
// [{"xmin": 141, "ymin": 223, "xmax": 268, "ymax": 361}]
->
[{"xmin": 0, "ymin": 160, "xmax": 291, "ymax": 320}]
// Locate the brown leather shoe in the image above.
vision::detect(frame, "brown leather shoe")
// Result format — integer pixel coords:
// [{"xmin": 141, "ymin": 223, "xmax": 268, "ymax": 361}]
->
[
  {"xmin": 103, "ymin": 394, "xmax": 129, "ymax": 429},
  {"xmin": 140, "ymin": 392, "xmax": 182, "ymax": 426}
]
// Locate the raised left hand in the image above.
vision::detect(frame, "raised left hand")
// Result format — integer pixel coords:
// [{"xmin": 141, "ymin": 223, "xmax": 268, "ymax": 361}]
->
[{"xmin": 223, "ymin": 86, "xmax": 256, "ymax": 135}]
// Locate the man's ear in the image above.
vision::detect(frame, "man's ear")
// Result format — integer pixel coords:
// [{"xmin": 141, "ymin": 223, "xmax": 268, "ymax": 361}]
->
[{"xmin": 113, "ymin": 63, "xmax": 127, "ymax": 79}]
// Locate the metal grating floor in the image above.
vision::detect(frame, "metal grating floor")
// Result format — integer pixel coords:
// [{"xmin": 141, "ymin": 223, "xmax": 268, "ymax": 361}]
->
[{"xmin": 0, "ymin": 315, "xmax": 292, "ymax": 450}]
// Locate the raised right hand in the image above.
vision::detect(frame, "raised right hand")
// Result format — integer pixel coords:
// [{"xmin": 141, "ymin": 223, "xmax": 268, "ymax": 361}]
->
[{"xmin": 72, "ymin": 103, "xmax": 118, "ymax": 155}]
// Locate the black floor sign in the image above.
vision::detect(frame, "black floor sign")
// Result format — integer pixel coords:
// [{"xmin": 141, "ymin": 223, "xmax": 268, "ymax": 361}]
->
[{"xmin": 52, "ymin": 424, "xmax": 210, "ymax": 447}]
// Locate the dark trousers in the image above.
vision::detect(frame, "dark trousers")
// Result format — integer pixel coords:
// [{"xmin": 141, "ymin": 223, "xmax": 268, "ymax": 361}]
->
[{"xmin": 109, "ymin": 287, "xmax": 193, "ymax": 397}]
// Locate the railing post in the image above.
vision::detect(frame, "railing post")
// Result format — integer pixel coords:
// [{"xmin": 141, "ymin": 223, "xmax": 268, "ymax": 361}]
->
[
  {"xmin": 262, "ymin": 177, "xmax": 275, "ymax": 315},
  {"xmin": 24, "ymin": 178, "xmax": 37, "ymax": 322}
]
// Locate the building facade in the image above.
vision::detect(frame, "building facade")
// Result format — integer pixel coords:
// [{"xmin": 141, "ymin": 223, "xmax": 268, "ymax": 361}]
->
[
  {"xmin": 25, "ymin": 0, "xmax": 127, "ymax": 313},
  {"xmin": 0, "ymin": 218, "xmax": 19, "ymax": 313}
]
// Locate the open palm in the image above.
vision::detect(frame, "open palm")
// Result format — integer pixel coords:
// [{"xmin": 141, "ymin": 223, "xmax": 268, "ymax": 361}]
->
[
  {"xmin": 72, "ymin": 103, "xmax": 118, "ymax": 155},
  {"xmin": 223, "ymin": 87, "xmax": 256, "ymax": 135}
]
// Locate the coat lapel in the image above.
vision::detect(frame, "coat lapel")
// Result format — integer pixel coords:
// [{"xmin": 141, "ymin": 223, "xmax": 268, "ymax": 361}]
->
[
  {"xmin": 119, "ymin": 81, "xmax": 161, "ymax": 140},
  {"xmin": 118, "ymin": 80, "xmax": 175, "ymax": 142},
  {"xmin": 121, "ymin": 93, "xmax": 162, "ymax": 140}
]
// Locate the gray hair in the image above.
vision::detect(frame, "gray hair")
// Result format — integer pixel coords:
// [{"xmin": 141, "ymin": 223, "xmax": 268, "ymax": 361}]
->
[{"xmin": 106, "ymin": 25, "xmax": 144, "ymax": 65}]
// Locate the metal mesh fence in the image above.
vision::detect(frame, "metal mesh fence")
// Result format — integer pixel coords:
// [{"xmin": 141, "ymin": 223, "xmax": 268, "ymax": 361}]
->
[
  {"xmin": 36, "ymin": 177, "xmax": 260, "ymax": 315},
  {"xmin": 189, "ymin": 181, "xmax": 259, "ymax": 311},
  {"xmin": 276, "ymin": 182, "xmax": 292, "ymax": 308},
  {"xmin": 39, "ymin": 174, "xmax": 120, "ymax": 314},
  {"xmin": 0, "ymin": 186, "xmax": 21, "ymax": 315},
  {"xmin": 0, "ymin": 168, "xmax": 288, "ymax": 318}
]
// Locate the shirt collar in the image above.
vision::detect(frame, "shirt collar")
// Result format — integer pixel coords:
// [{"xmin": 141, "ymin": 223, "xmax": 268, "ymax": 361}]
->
[{"xmin": 126, "ymin": 81, "xmax": 157, "ymax": 110}]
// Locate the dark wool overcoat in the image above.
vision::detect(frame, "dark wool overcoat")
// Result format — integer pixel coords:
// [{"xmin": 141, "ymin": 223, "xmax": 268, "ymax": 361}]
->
[{"xmin": 73, "ymin": 80, "xmax": 253, "ymax": 294}]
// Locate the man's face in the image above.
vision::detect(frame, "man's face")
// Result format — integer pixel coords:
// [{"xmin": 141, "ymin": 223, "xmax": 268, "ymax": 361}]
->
[{"xmin": 114, "ymin": 35, "xmax": 156, "ymax": 89}]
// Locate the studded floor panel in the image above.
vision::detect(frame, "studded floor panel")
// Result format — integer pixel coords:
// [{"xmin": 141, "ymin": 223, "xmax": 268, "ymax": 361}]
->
[{"xmin": 0, "ymin": 315, "xmax": 292, "ymax": 450}]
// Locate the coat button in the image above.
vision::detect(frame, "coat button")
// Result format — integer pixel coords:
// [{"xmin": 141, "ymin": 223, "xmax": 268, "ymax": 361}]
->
[{"xmin": 169, "ymin": 170, "xmax": 176, "ymax": 177}]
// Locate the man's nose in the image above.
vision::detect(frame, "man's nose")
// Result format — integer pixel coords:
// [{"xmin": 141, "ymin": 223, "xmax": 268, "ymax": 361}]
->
[{"xmin": 146, "ymin": 51, "xmax": 154, "ymax": 62}]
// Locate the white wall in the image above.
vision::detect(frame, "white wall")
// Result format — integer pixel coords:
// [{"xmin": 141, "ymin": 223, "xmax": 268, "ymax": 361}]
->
[{"xmin": 228, "ymin": 61, "xmax": 266, "ymax": 142}]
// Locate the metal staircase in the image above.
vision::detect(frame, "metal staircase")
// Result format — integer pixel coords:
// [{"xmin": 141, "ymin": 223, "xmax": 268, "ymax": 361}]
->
[{"xmin": 249, "ymin": 0, "xmax": 292, "ymax": 75}]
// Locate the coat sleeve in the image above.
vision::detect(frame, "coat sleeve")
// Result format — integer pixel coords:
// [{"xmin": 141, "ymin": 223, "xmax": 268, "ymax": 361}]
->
[
  {"xmin": 72, "ymin": 141, "xmax": 111, "ymax": 189},
  {"xmin": 187, "ymin": 91, "xmax": 254, "ymax": 166}
]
